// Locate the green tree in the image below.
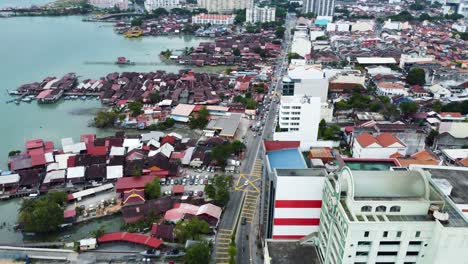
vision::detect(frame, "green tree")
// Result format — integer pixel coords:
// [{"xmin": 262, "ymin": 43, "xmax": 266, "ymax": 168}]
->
[
  {"xmin": 145, "ymin": 178, "xmax": 161, "ymax": 200},
  {"xmin": 233, "ymin": 48, "xmax": 241, "ymax": 56},
  {"xmin": 90, "ymin": 225, "xmax": 106, "ymax": 239},
  {"xmin": 18, "ymin": 192, "xmax": 67, "ymax": 233},
  {"xmin": 275, "ymin": 26, "xmax": 286, "ymax": 39},
  {"xmin": 189, "ymin": 107, "xmax": 210, "ymax": 129},
  {"xmin": 399, "ymin": 101, "xmax": 419, "ymax": 115},
  {"xmin": 94, "ymin": 111, "xmax": 118, "ymax": 128},
  {"xmin": 231, "ymin": 140, "xmax": 246, "ymax": 155},
  {"xmin": 419, "ymin": 13, "xmax": 432, "ymax": 21},
  {"xmin": 432, "ymin": 100, "xmax": 442, "ymax": 113},
  {"xmin": 245, "ymin": 99, "xmax": 257, "ymax": 109},
  {"xmin": 407, "ymin": 68, "xmax": 426, "ymax": 85},
  {"xmin": 370, "ymin": 102, "xmax": 381, "ymax": 112},
  {"xmin": 426, "ymin": 129, "xmax": 439, "ymax": 147},
  {"xmin": 441, "ymin": 101, "xmax": 468, "ymax": 115},
  {"xmin": 174, "ymin": 218, "xmax": 210, "ymax": 242},
  {"xmin": 128, "ymin": 101, "xmax": 143, "ymax": 117},
  {"xmin": 211, "ymin": 144, "xmax": 232, "ymax": 167},
  {"xmin": 287, "ymin": 52, "xmax": 303, "ymax": 62},
  {"xmin": 234, "ymin": 9, "xmax": 246, "ymax": 24},
  {"xmin": 204, "ymin": 184, "xmax": 216, "ymax": 199},
  {"xmin": 8, "ymin": 150, "xmax": 21, "ymax": 157},
  {"xmin": 185, "ymin": 241, "xmax": 211, "ymax": 264},
  {"xmin": 150, "ymin": 92, "xmax": 161, "ymax": 104},
  {"xmin": 228, "ymin": 239, "xmax": 237, "ymax": 264},
  {"xmin": 131, "ymin": 17, "xmax": 143, "ymax": 27}
]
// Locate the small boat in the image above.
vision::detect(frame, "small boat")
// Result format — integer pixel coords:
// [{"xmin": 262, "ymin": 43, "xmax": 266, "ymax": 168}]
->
[
  {"xmin": 81, "ymin": 96, "xmax": 87, "ymax": 100},
  {"xmin": 115, "ymin": 57, "xmax": 135, "ymax": 65},
  {"xmin": 70, "ymin": 95, "xmax": 78, "ymax": 100},
  {"xmin": 21, "ymin": 97, "xmax": 32, "ymax": 103},
  {"xmin": 15, "ymin": 100, "xmax": 20, "ymax": 105},
  {"xmin": 140, "ymin": 249, "xmax": 161, "ymax": 257},
  {"xmin": 64, "ymin": 96, "xmax": 70, "ymax": 100}
]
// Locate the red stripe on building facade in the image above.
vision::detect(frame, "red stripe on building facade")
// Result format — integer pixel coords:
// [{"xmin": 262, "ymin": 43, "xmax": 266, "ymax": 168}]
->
[
  {"xmin": 272, "ymin": 235, "xmax": 305, "ymax": 240},
  {"xmin": 273, "ymin": 218, "xmax": 320, "ymax": 226},
  {"xmin": 274, "ymin": 200, "xmax": 322, "ymax": 208}
]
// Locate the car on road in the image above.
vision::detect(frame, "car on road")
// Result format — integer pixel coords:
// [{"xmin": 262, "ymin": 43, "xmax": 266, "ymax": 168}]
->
[
  {"xmin": 188, "ymin": 191, "xmax": 194, "ymax": 196},
  {"xmin": 189, "ymin": 180, "xmax": 194, "ymax": 185},
  {"xmin": 197, "ymin": 191, "xmax": 204, "ymax": 197},
  {"xmin": 244, "ymin": 180, "xmax": 249, "ymax": 186},
  {"xmin": 241, "ymin": 217, "xmax": 247, "ymax": 225},
  {"xmin": 174, "ymin": 179, "xmax": 179, "ymax": 185},
  {"xmin": 170, "ymin": 179, "xmax": 174, "ymax": 185}
]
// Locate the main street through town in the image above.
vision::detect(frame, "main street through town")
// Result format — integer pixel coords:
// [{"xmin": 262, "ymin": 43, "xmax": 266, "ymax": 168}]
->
[{"xmin": 211, "ymin": 13, "xmax": 296, "ymax": 264}]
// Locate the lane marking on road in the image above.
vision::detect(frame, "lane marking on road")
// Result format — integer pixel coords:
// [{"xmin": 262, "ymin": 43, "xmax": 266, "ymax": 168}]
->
[
  {"xmin": 250, "ymin": 178, "xmax": 261, "ymax": 183},
  {"xmin": 218, "ymin": 233, "xmax": 232, "ymax": 237},
  {"xmin": 217, "ymin": 242, "xmax": 230, "ymax": 245},
  {"xmin": 217, "ymin": 237, "xmax": 231, "ymax": 241},
  {"xmin": 219, "ymin": 228, "xmax": 232, "ymax": 232}
]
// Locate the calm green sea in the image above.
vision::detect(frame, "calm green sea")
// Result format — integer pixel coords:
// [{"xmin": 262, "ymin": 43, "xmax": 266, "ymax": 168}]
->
[
  {"xmin": 0, "ymin": 0, "xmax": 53, "ymax": 8},
  {"xmin": 0, "ymin": 16, "xmax": 205, "ymax": 164},
  {"xmin": 0, "ymin": 15, "xmax": 206, "ymax": 243}
]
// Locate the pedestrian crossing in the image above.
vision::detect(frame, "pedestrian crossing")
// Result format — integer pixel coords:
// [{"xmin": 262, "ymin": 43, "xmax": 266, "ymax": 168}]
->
[{"xmin": 214, "ymin": 228, "xmax": 233, "ymax": 263}]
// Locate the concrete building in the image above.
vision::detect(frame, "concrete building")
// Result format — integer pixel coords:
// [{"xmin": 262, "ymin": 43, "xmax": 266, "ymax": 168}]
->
[
  {"xmin": 400, "ymin": 54, "xmax": 436, "ymax": 69},
  {"xmin": 89, "ymin": 0, "xmax": 129, "ymax": 10},
  {"xmin": 246, "ymin": 6, "xmax": 276, "ymax": 23},
  {"xmin": 352, "ymin": 132, "xmax": 407, "ymax": 158},
  {"xmin": 304, "ymin": 0, "xmax": 335, "ymax": 16},
  {"xmin": 274, "ymin": 95, "xmax": 322, "ymax": 147},
  {"xmin": 261, "ymin": 143, "xmax": 327, "ymax": 239},
  {"xmin": 281, "ymin": 65, "xmax": 329, "ymax": 102},
  {"xmin": 144, "ymin": 0, "xmax": 181, "ymax": 10},
  {"xmin": 318, "ymin": 168, "xmax": 468, "ymax": 264},
  {"xmin": 197, "ymin": 0, "xmax": 253, "ymax": 13},
  {"xmin": 291, "ymin": 31, "xmax": 312, "ymax": 58},
  {"xmin": 191, "ymin": 14, "xmax": 235, "ymax": 25}
]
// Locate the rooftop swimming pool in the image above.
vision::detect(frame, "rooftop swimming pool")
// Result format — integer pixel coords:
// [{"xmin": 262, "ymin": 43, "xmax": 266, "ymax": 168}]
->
[
  {"xmin": 343, "ymin": 158, "xmax": 399, "ymax": 171},
  {"xmin": 267, "ymin": 148, "xmax": 307, "ymax": 170}
]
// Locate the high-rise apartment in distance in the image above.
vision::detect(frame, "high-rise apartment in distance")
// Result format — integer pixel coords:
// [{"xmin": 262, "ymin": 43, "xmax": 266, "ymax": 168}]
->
[
  {"xmin": 197, "ymin": 0, "xmax": 253, "ymax": 13},
  {"xmin": 304, "ymin": 0, "xmax": 335, "ymax": 16}
]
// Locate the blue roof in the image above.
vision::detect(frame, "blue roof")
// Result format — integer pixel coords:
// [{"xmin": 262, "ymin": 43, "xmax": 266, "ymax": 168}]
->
[
  {"xmin": 315, "ymin": 19, "xmax": 329, "ymax": 26},
  {"xmin": 267, "ymin": 148, "xmax": 307, "ymax": 170}
]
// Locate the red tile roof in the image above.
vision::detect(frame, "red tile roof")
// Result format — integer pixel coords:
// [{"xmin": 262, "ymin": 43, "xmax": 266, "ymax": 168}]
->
[
  {"xmin": 26, "ymin": 139, "xmax": 43, "ymax": 150},
  {"xmin": 87, "ymin": 144, "xmax": 107, "ymax": 156},
  {"xmin": 116, "ymin": 176, "xmax": 156, "ymax": 193},
  {"xmin": 264, "ymin": 141, "xmax": 301, "ymax": 152},
  {"xmin": 355, "ymin": 132, "xmax": 379, "ymax": 148},
  {"xmin": 375, "ymin": 133, "xmax": 405, "ymax": 147},
  {"xmin": 160, "ymin": 135, "xmax": 175, "ymax": 146},
  {"xmin": 80, "ymin": 134, "xmax": 96, "ymax": 145},
  {"xmin": 44, "ymin": 141, "xmax": 54, "ymax": 151},
  {"xmin": 98, "ymin": 232, "xmax": 162, "ymax": 248},
  {"xmin": 30, "ymin": 154, "xmax": 46, "ymax": 167},
  {"xmin": 440, "ymin": 112, "xmax": 462, "ymax": 117}
]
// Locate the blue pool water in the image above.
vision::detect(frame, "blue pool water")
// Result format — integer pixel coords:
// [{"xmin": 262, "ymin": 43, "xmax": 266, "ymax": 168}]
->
[{"xmin": 267, "ymin": 148, "xmax": 307, "ymax": 170}]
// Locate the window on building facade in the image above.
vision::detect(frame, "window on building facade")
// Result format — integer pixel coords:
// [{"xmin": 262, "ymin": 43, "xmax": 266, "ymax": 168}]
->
[
  {"xmin": 397, "ymin": 231, "xmax": 402, "ymax": 238},
  {"xmin": 361, "ymin": 206, "xmax": 372, "ymax": 212},
  {"xmin": 376, "ymin": 206, "xmax": 387, "ymax": 212},
  {"xmin": 292, "ymin": 112, "xmax": 300, "ymax": 115},
  {"xmin": 364, "ymin": 231, "xmax": 369, "ymax": 237},
  {"xmin": 415, "ymin": 231, "xmax": 421, "ymax": 238},
  {"xmin": 383, "ymin": 231, "xmax": 388, "ymax": 238},
  {"xmin": 292, "ymin": 106, "xmax": 301, "ymax": 109},
  {"xmin": 291, "ymin": 117, "xmax": 300, "ymax": 120},
  {"xmin": 390, "ymin": 206, "xmax": 401, "ymax": 212}
]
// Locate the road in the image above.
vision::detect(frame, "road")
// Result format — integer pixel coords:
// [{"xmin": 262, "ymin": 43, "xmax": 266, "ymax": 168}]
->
[{"xmin": 211, "ymin": 13, "xmax": 296, "ymax": 264}]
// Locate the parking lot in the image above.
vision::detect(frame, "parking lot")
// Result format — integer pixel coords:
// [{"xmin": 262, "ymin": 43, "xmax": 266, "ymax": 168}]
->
[{"xmin": 160, "ymin": 173, "xmax": 212, "ymax": 198}]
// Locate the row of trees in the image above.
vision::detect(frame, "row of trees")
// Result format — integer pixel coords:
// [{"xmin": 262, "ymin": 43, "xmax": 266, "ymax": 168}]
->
[
  {"xmin": 211, "ymin": 141, "xmax": 246, "ymax": 168},
  {"xmin": 189, "ymin": 107, "xmax": 210, "ymax": 129},
  {"xmin": 204, "ymin": 175, "xmax": 233, "ymax": 206},
  {"xmin": 19, "ymin": 192, "xmax": 67, "ymax": 233},
  {"xmin": 233, "ymin": 93, "xmax": 257, "ymax": 109}
]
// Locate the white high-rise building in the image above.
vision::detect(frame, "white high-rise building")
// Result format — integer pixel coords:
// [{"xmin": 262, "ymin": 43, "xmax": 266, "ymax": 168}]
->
[
  {"xmin": 144, "ymin": 0, "xmax": 181, "ymax": 11},
  {"xmin": 273, "ymin": 64, "xmax": 329, "ymax": 149},
  {"xmin": 89, "ymin": 0, "xmax": 129, "ymax": 10},
  {"xmin": 318, "ymin": 168, "xmax": 468, "ymax": 264},
  {"xmin": 197, "ymin": 0, "xmax": 253, "ymax": 13},
  {"xmin": 304, "ymin": 0, "xmax": 335, "ymax": 16},
  {"xmin": 246, "ymin": 6, "xmax": 276, "ymax": 23}
]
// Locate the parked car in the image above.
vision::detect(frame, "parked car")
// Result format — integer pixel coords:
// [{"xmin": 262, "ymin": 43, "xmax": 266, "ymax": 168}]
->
[
  {"xmin": 188, "ymin": 191, "xmax": 194, "ymax": 196},
  {"xmin": 197, "ymin": 191, "xmax": 204, "ymax": 197},
  {"xmin": 189, "ymin": 180, "xmax": 194, "ymax": 185},
  {"xmin": 241, "ymin": 217, "xmax": 247, "ymax": 225},
  {"xmin": 174, "ymin": 179, "xmax": 179, "ymax": 185}
]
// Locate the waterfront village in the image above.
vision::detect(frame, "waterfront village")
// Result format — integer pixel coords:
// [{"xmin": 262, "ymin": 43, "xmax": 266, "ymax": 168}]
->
[{"xmin": 1, "ymin": 0, "xmax": 468, "ymax": 263}]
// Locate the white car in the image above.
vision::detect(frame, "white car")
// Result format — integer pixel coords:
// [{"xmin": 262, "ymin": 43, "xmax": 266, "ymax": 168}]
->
[
  {"xmin": 196, "ymin": 174, "xmax": 200, "ymax": 179},
  {"xmin": 244, "ymin": 180, "xmax": 249, "ymax": 186}
]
